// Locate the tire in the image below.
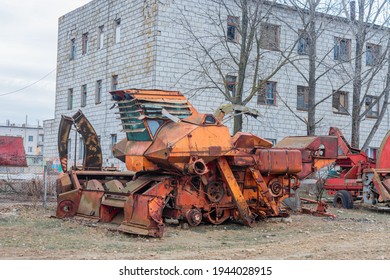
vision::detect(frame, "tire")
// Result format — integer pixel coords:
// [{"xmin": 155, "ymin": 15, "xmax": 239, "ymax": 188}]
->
[{"xmin": 333, "ymin": 190, "xmax": 353, "ymax": 209}]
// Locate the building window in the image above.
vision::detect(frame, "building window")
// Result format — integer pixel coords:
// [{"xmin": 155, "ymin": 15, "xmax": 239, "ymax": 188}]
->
[
  {"xmin": 366, "ymin": 43, "xmax": 381, "ymax": 66},
  {"xmin": 332, "ymin": 90, "xmax": 349, "ymax": 114},
  {"xmin": 297, "ymin": 85, "xmax": 309, "ymax": 111},
  {"xmin": 96, "ymin": 80, "xmax": 102, "ymax": 104},
  {"xmin": 28, "ymin": 135, "xmax": 33, "ymax": 142},
  {"xmin": 258, "ymin": 81, "xmax": 277, "ymax": 105},
  {"xmin": 265, "ymin": 138, "xmax": 277, "ymax": 145},
  {"xmin": 70, "ymin": 38, "xmax": 76, "ymax": 60},
  {"xmin": 365, "ymin": 95, "xmax": 379, "ymax": 118},
  {"xmin": 114, "ymin": 19, "xmax": 121, "ymax": 44},
  {"xmin": 334, "ymin": 37, "xmax": 351, "ymax": 62},
  {"xmin": 81, "ymin": 84, "xmax": 87, "ymax": 107},
  {"xmin": 365, "ymin": 147, "xmax": 378, "ymax": 160},
  {"xmin": 78, "ymin": 138, "xmax": 85, "ymax": 160},
  {"xmin": 297, "ymin": 30, "xmax": 310, "ymax": 55},
  {"xmin": 260, "ymin": 23, "xmax": 280, "ymax": 51},
  {"xmin": 111, "ymin": 75, "xmax": 118, "ymax": 91},
  {"xmin": 82, "ymin": 32, "xmax": 89, "ymax": 55},
  {"xmin": 97, "ymin": 25, "xmax": 104, "ymax": 50},
  {"xmin": 28, "ymin": 147, "xmax": 33, "ymax": 153},
  {"xmin": 110, "ymin": 134, "xmax": 117, "ymax": 157},
  {"xmin": 227, "ymin": 15, "xmax": 239, "ymax": 43},
  {"xmin": 226, "ymin": 75, "xmax": 237, "ymax": 98},
  {"xmin": 67, "ymin": 139, "xmax": 72, "ymax": 159},
  {"xmin": 67, "ymin": 88, "xmax": 73, "ymax": 110}
]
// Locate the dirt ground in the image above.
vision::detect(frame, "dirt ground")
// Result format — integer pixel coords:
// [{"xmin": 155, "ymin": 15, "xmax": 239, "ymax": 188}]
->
[{"xmin": 1, "ymin": 201, "xmax": 390, "ymax": 260}]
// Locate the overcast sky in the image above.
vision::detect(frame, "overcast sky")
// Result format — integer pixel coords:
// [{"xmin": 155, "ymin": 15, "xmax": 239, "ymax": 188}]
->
[{"xmin": 0, "ymin": 0, "xmax": 90, "ymax": 126}]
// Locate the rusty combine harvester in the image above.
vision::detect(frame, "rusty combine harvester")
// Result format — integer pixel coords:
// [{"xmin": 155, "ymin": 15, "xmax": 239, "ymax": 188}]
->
[{"xmin": 56, "ymin": 89, "xmax": 337, "ymax": 237}]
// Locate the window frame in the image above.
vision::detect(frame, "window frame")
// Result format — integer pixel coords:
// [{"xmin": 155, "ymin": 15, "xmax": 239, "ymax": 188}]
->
[
  {"xmin": 334, "ymin": 37, "xmax": 351, "ymax": 62},
  {"xmin": 257, "ymin": 80, "xmax": 277, "ymax": 106},
  {"xmin": 366, "ymin": 43, "xmax": 381, "ymax": 66},
  {"xmin": 111, "ymin": 75, "xmax": 118, "ymax": 91},
  {"xmin": 226, "ymin": 75, "xmax": 237, "ymax": 98},
  {"xmin": 297, "ymin": 29, "xmax": 310, "ymax": 55},
  {"xmin": 297, "ymin": 85, "xmax": 309, "ymax": 111},
  {"xmin": 260, "ymin": 23, "xmax": 281, "ymax": 51},
  {"xmin": 332, "ymin": 90, "xmax": 349, "ymax": 115},
  {"xmin": 70, "ymin": 38, "xmax": 76, "ymax": 60},
  {"xmin": 95, "ymin": 80, "xmax": 102, "ymax": 104},
  {"xmin": 67, "ymin": 88, "xmax": 73, "ymax": 110},
  {"xmin": 365, "ymin": 95, "xmax": 379, "ymax": 118},
  {"xmin": 114, "ymin": 19, "xmax": 121, "ymax": 44},
  {"xmin": 227, "ymin": 15, "xmax": 239, "ymax": 43},
  {"xmin": 97, "ymin": 25, "xmax": 104, "ymax": 50},
  {"xmin": 82, "ymin": 32, "xmax": 89, "ymax": 55},
  {"xmin": 81, "ymin": 84, "xmax": 87, "ymax": 107}
]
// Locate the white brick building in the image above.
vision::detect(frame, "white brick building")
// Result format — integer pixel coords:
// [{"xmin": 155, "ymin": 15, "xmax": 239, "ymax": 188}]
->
[{"xmin": 44, "ymin": 0, "xmax": 389, "ymax": 169}]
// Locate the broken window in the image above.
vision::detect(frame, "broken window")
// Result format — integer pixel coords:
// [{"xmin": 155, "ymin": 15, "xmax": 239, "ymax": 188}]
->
[
  {"xmin": 365, "ymin": 95, "xmax": 378, "ymax": 118},
  {"xmin": 297, "ymin": 30, "xmax": 310, "ymax": 55},
  {"xmin": 226, "ymin": 75, "xmax": 237, "ymax": 98},
  {"xmin": 260, "ymin": 23, "xmax": 280, "ymax": 51},
  {"xmin": 332, "ymin": 90, "xmax": 348, "ymax": 114},
  {"xmin": 81, "ymin": 84, "xmax": 87, "ymax": 107},
  {"xmin": 67, "ymin": 88, "xmax": 73, "ymax": 110},
  {"xmin": 115, "ymin": 19, "xmax": 121, "ymax": 43},
  {"xmin": 82, "ymin": 32, "xmax": 89, "ymax": 55},
  {"xmin": 258, "ymin": 80, "xmax": 277, "ymax": 105},
  {"xmin": 98, "ymin": 25, "xmax": 104, "ymax": 50},
  {"xmin": 112, "ymin": 75, "xmax": 118, "ymax": 91},
  {"xmin": 334, "ymin": 37, "xmax": 351, "ymax": 62},
  {"xmin": 227, "ymin": 15, "xmax": 239, "ymax": 42},
  {"xmin": 95, "ymin": 80, "xmax": 102, "ymax": 104},
  {"xmin": 70, "ymin": 38, "xmax": 76, "ymax": 60},
  {"xmin": 366, "ymin": 43, "xmax": 381, "ymax": 66},
  {"xmin": 297, "ymin": 85, "xmax": 309, "ymax": 111}
]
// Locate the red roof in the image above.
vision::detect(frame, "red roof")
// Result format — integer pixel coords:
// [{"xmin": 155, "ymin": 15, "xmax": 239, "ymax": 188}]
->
[{"xmin": 0, "ymin": 136, "xmax": 27, "ymax": 167}]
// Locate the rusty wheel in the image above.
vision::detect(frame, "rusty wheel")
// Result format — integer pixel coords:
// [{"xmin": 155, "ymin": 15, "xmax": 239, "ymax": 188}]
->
[
  {"xmin": 185, "ymin": 208, "xmax": 202, "ymax": 226},
  {"xmin": 205, "ymin": 181, "xmax": 225, "ymax": 203},
  {"xmin": 268, "ymin": 179, "xmax": 283, "ymax": 197},
  {"xmin": 56, "ymin": 200, "xmax": 77, "ymax": 218},
  {"xmin": 204, "ymin": 208, "xmax": 230, "ymax": 225}
]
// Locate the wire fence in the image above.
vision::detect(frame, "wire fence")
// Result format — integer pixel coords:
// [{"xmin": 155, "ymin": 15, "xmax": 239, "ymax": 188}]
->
[{"xmin": 0, "ymin": 164, "xmax": 58, "ymax": 208}]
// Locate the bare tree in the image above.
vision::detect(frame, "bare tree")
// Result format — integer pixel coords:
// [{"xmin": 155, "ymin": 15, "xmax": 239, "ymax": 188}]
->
[
  {"xmin": 345, "ymin": 0, "xmax": 390, "ymax": 147},
  {"xmin": 178, "ymin": 0, "xmax": 298, "ymax": 134},
  {"xmin": 278, "ymin": 0, "xmax": 354, "ymax": 135}
]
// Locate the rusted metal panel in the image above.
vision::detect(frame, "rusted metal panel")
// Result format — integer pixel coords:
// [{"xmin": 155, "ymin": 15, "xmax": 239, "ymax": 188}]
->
[
  {"xmin": 256, "ymin": 149, "xmax": 302, "ymax": 174},
  {"xmin": 0, "ymin": 136, "xmax": 27, "ymax": 167}
]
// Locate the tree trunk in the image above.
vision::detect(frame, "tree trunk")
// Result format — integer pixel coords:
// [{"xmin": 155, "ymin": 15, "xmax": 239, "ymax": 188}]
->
[
  {"xmin": 351, "ymin": 0, "xmax": 365, "ymax": 148},
  {"xmin": 307, "ymin": 1, "xmax": 317, "ymax": 136}
]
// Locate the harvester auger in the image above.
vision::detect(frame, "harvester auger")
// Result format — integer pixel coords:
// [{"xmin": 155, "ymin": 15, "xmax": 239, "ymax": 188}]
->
[{"xmin": 56, "ymin": 89, "xmax": 337, "ymax": 237}]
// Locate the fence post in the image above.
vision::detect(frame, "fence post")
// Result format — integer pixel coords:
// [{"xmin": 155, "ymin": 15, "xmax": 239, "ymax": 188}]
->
[{"xmin": 43, "ymin": 165, "xmax": 47, "ymax": 209}]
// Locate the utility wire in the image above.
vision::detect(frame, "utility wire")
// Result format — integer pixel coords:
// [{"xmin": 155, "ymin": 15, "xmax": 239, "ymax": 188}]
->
[{"xmin": 0, "ymin": 68, "xmax": 56, "ymax": 97}]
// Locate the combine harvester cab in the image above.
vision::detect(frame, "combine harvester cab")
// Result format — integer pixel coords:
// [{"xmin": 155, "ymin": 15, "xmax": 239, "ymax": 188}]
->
[{"xmin": 56, "ymin": 89, "xmax": 337, "ymax": 237}]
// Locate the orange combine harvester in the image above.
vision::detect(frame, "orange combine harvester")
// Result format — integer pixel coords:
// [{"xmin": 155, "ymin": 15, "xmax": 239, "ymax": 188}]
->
[{"xmin": 55, "ymin": 89, "xmax": 338, "ymax": 237}]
